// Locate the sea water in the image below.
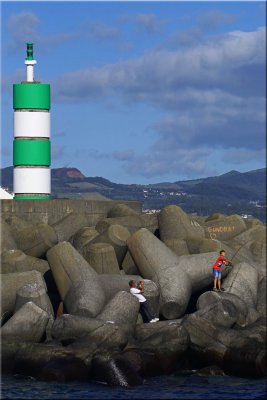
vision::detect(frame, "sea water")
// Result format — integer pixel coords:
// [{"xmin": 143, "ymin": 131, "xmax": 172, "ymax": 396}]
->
[{"xmin": 1, "ymin": 373, "xmax": 266, "ymax": 399}]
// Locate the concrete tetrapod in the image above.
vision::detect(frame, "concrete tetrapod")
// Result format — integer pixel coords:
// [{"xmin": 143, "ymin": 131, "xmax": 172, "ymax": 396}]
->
[
  {"xmin": 1, "ymin": 301, "xmax": 49, "ymax": 343},
  {"xmin": 82, "ymin": 243, "xmax": 120, "ymax": 274},
  {"xmin": 1, "ymin": 270, "xmax": 47, "ymax": 324},
  {"xmin": 158, "ymin": 205, "xmax": 204, "ymax": 242},
  {"xmin": 71, "ymin": 227, "xmax": 99, "ymax": 252},
  {"xmin": 14, "ymin": 283, "xmax": 54, "ymax": 316},
  {"xmin": 222, "ymin": 262, "xmax": 259, "ymax": 308},
  {"xmin": 121, "ymin": 251, "xmax": 140, "ymax": 275},
  {"xmin": 163, "ymin": 239, "xmax": 189, "ymax": 256},
  {"xmin": 0, "ymin": 218, "xmax": 17, "ymax": 254},
  {"xmin": 183, "ymin": 312, "xmax": 266, "ymax": 377},
  {"xmin": 203, "ymin": 214, "xmax": 246, "ymax": 241},
  {"xmin": 5, "ymin": 215, "xmax": 31, "ymax": 232},
  {"xmin": 52, "ymin": 212, "xmax": 89, "ymax": 242},
  {"xmin": 1, "ymin": 249, "xmax": 50, "ymax": 274},
  {"xmin": 14, "ymin": 283, "xmax": 54, "ymax": 340},
  {"xmin": 176, "ymin": 252, "xmax": 229, "ymax": 293},
  {"xmin": 97, "ymin": 291, "xmax": 140, "ymax": 335},
  {"xmin": 127, "ymin": 229, "xmax": 192, "ymax": 319},
  {"xmin": 46, "ymin": 242, "xmax": 105, "ymax": 317},
  {"xmin": 99, "ymin": 274, "xmax": 160, "ymax": 316},
  {"xmin": 13, "ymin": 224, "xmax": 58, "ymax": 257},
  {"xmin": 95, "ymin": 214, "xmax": 159, "ymax": 236},
  {"xmin": 89, "ymin": 224, "xmax": 131, "ymax": 265},
  {"xmin": 196, "ymin": 291, "xmax": 248, "ymax": 327},
  {"xmin": 52, "ymin": 314, "xmax": 128, "ymax": 350},
  {"xmin": 107, "ymin": 203, "xmax": 139, "ymax": 218}
]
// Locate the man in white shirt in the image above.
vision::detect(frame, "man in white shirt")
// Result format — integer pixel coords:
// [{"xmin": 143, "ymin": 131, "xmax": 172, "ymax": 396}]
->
[{"xmin": 129, "ymin": 280, "xmax": 159, "ymax": 323}]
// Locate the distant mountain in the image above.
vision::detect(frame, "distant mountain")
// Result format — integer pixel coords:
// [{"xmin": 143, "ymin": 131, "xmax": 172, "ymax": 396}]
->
[
  {"xmin": 1, "ymin": 166, "xmax": 266, "ymax": 221},
  {"xmin": 51, "ymin": 168, "xmax": 85, "ymax": 179}
]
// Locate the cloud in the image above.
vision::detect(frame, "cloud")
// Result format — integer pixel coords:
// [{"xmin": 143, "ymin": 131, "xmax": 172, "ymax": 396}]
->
[
  {"xmin": 51, "ymin": 145, "xmax": 65, "ymax": 159},
  {"xmin": 198, "ymin": 10, "xmax": 240, "ymax": 30},
  {"xmin": 225, "ymin": 148, "xmax": 266, "ymax": 164},
  {"xmin": 114, "ymin": 148, "xmax": 212, "ymax": 179},
  {"xmin": 5, "ymin": 11, "xmax": 80, "ymax": 54},
  {"xmin": 135, "ymin": 14, "xmax": 168, "ymax": 34},
  {"xmin": 113, "ymin": 149, "xmax": 134, "ymax": 161},
  {"xmin": 49, "ymin": 25, "xmax": 265, "ymax": 179},
  {"xmin": 88, "ymin": 22, "xmax": 122, "ymax": 41}
]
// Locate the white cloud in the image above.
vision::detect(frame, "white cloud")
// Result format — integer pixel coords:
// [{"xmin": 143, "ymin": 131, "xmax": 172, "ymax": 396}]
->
[
  {"xmin": 135, "ymin": 14, "xmax": 168, "ymax": 34},
  {"xmin": 5, "ymin": 11, "xmax": 80, "ymax": 54}
]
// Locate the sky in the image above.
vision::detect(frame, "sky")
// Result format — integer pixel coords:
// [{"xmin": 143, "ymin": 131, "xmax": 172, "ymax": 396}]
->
[{"xmin": 1, "ymin": 0, "xmax": 266, "ymax": 184}]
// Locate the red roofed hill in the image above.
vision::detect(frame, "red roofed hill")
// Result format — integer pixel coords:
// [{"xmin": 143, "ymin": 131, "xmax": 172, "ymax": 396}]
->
[{"xmin": 51, "ymin": 168, "xmax": 85, "ymax": 178}]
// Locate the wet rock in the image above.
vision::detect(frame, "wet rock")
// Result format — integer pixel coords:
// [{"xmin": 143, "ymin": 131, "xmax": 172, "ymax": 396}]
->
[
  {"xmin": 257, "ymin": 277, "xmax": 267, "ymax": 316},
  {"xmin": 222, "ymin": 262, "xmax": 259, "ymax": 308},
  {"xmin": 204, "ymin": 214, "xmax": 246, "ymax": 241},
  {"xmin": 127, "ymin": 228, "xmax": 192, "ymax": 319},
  {"xmin": 13, "ymin": 224, "xmax": 58, "ymax": 258},
  {"xmin": 46, "ymin": 242, "xmax": 105, "ymax": 317},
  {"xmin": 88, "ymin": 224, "xmax": 131, "ymax": 265},
  {"xmin": 108, "ymin": 203, "xmax": 139, "ymax": 218},
  {"xmin": 1, "ymin": 270, "xmax": 47, "ymax": 324},
  {"xmin": 52, "ymin": 212, "xmax": 89, "ymax": 242},
  {"xmin": 1, "ymin": 342, "xmax": 93, "ymax": 378},
  {"xmin": 97, "ymin": 291, "xmax": 140, "ymax": 335},
  {"xmin": 82, "ymin": 243, "xmax": 120, "ymax": 274},
  {"xmin": 91, "ymin": 352, "xmax": 143, "ymax": 386},
  {"xmin": 96, "ymin": 214, "xmax": 159, "ymax": 236},
  {"xmin": 71, "ymin": 226, "xmax": 98, "ymax": 252},
  {"xmin": 52, "ymin": 314, "xmax": 129, "ymax": 349},
  {"xmin": 1, "ymin": 302, "xmax": 49, "ymax": 343},
  {"xmin": 39, "ymin": 356, "xmax": 90, "ymax": 382},
  {"xmin": 1, "ymin": 249, "xmax": 50, "ymax": 275},
  {"xmin": 158, "ymin": 205, "xmax": 204, "ymax": 242}
]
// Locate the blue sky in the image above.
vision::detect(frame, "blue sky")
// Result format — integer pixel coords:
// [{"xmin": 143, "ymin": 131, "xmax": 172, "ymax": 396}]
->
[{"xmin": 1, "ymin": 1, "xmax": 266, "ymax": 184}]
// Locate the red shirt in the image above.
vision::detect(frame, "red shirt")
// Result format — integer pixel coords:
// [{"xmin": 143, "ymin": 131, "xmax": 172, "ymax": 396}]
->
[{"xmin": 212, "ymin": 256, "xmax": 226, "ymax": 271}]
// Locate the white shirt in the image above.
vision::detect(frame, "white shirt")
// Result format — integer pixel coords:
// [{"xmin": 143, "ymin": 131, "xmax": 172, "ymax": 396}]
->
[{"xmin": 130, "ymin": 287, "xmax": 146, "ymax": 303}]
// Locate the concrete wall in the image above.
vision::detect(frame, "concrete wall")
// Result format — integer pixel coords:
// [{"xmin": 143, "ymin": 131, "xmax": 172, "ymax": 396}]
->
[{"xmin": 0, "ymin": 199, "xmax": 142, "ymax": 226}]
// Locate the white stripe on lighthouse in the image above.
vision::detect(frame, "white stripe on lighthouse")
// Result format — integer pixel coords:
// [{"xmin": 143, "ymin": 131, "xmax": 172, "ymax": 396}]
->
[
  {"xmin": 14, "ymin": 167, "xmax": 51, "ymax": 194},
  {"xmin": 14, "ymin": 111, "xmax": 50, "ymax": 138}
]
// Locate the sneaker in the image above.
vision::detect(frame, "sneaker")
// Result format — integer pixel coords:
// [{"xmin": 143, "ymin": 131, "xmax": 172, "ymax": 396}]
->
[
  {"xmin": 153, "ymin": 318, "xmax": 159, "ymax": 322},
  {"xmin": 220, "ymin": 288, "xmax": 225, "ymax": 292},
  {"xmin": 213, "ymin": 288, "xmax": 218, "ymax": 291},
  {"xmin": 149, "ymin": 319, "xmax": 157, "ymax": 323}
]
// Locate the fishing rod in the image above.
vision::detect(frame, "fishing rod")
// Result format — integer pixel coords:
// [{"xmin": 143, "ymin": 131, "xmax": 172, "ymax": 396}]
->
[{"xmin": 227, "ymin": 238, "xmax": 253, "ymax": 266}]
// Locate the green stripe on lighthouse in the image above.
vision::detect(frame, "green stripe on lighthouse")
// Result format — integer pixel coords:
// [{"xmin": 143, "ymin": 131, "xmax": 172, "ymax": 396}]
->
[
  {"xmin": 13, "ymin": 140, "xmax": 51, "ymax": 166},
  {"xmin": 13, "ymin": 84, "xmax": 50, "ymax": 109}
]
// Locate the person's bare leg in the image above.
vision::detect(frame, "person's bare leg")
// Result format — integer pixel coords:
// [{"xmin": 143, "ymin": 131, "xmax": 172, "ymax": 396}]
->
[
  {"xmin": 213, "ymin": 277, "xmax": 218, "ymax": 289},
  {"xmin": 218, "ymin": 279, "xmax": 221, "ymax": 290}
]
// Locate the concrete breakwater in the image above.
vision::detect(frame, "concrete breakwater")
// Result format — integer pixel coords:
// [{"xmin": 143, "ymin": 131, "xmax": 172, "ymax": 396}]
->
[{"xmin": 1, "ymin": 200, "xmax": 266, "ymax": 386}]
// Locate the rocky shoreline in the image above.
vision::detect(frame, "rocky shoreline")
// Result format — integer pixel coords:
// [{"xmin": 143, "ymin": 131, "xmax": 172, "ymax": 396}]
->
[{"xmin": 1, "ymin": 202, "xmax": 266, "ymax": 386}]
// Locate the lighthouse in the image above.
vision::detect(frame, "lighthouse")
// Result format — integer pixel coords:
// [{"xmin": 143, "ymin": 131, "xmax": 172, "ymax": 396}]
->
[{"xmin": 13, "ymin": 42, "xmax": 51, "ymax": 199}]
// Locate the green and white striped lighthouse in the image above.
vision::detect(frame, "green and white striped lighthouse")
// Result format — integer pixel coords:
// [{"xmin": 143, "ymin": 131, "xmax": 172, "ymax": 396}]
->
[{"xmin": 13, "ymin": 42, "xmax": 51, "ymax": 199}]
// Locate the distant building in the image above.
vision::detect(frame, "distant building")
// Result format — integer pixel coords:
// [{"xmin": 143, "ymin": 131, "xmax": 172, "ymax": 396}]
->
[{"xmin": 0, "ymin": 187, "xmax": 13, "ymax": 199}]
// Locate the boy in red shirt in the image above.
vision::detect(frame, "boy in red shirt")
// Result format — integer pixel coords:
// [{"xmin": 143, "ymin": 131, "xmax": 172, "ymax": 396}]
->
[{"xmin": 212, "ymin": 250, "xmax": 231, "ymax": 292}]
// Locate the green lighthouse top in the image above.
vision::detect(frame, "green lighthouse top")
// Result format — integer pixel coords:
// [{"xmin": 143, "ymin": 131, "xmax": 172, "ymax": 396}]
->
[{"xmin": 26, "ymin": 42, "xmax": 34, "ymax": 60}]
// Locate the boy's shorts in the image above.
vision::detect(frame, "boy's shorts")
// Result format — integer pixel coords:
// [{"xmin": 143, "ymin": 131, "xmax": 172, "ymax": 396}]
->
[{"xmin": 213, "ymin": 269, "xmax": 221, "ymax": 279}]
